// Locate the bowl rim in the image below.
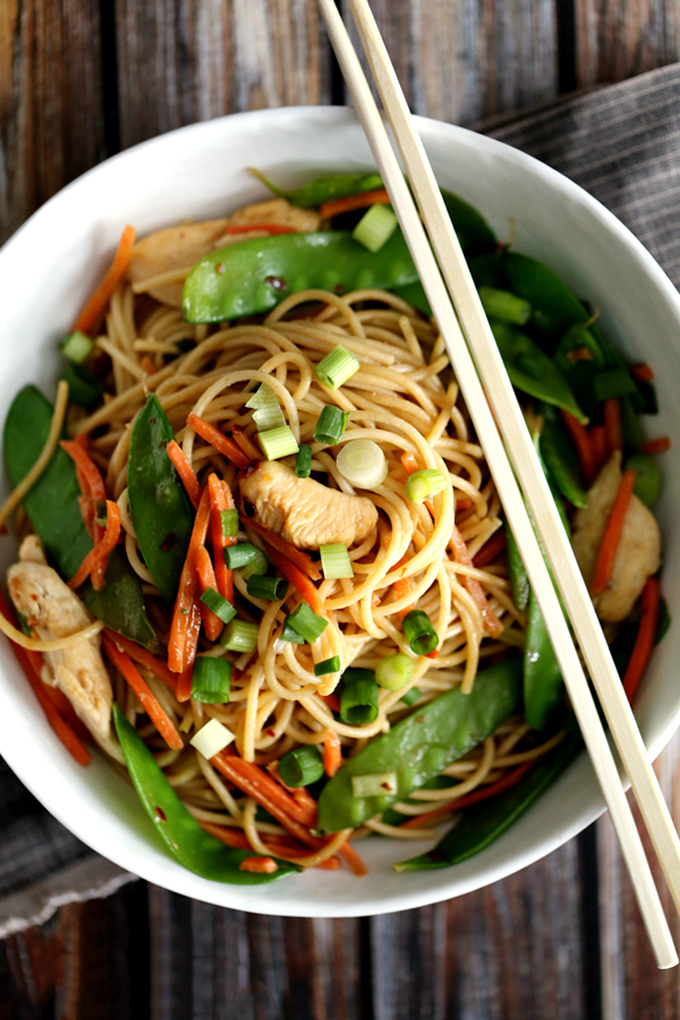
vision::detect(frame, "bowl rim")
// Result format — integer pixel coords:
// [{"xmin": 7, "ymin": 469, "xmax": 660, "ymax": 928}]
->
[{"xmin": 2, "ymin": 103, "xmax": 680, "ymax": 917}]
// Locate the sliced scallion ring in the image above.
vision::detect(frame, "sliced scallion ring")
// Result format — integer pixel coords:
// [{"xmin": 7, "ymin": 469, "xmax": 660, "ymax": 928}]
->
[
  {"xmin": 315, "ymin": 346, "xmax": 360, "ymax": 389},
  {"xmin": 406, "ymin": 468, "xmax": 447, "ymax": 503},
  {"xmin": 320, "ymin": 543, "xmax": 353, "ymax": 580},
  {"xmin": 336, "ymin": 439, "xmax": 387, "ymax": 489}
]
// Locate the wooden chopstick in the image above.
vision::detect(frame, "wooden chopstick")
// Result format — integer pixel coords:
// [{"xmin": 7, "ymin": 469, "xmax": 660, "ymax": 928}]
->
[{"xmin": 317, "ymin": 0, "xmax": 679, "ymax": 969}]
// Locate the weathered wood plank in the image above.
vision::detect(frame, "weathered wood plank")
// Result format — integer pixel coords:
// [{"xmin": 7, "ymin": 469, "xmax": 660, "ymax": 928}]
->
[{"xmin": 576, "ymin": 0, "xmax": 680, "ymax": 88}]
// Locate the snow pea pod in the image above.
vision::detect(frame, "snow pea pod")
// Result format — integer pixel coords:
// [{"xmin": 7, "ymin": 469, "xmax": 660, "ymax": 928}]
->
[
  {"xmin": 440, "ymin": 190, "xmax": 497, "ymax": 255},
  {"xmin": 127, "ymin": 394, "xmax": 194, "ymax": 604},
  {"xmin": 503, "ymin": 252, "xmax": 589, "ymax": 341},
  {"xmin": 523, "ymin": 589, "xmax": 565, "ymax": 731},
  {"xmin": 183, "ymin": 230, "xmax": 419, "ymax": 323},
  {"xmin": 539, "ymin": 413, "xmax": 588, "ymax": 509},
  {"xmin": 490, "ymin": 322, "xmax": 587, "ymax": 423},
  {"xmin": 554, "ymin": 324, "xmax": 606, "ymax": 419},
  {"xmin": 504, "ymin": 520, "xmax": 530, "ymax": 612},
  {"xmin": 4, "ymin": 385, "xmax": 158, "ymax": 650},
  {"xmin": 396, "ymin": 736, "xmax": 581, "ymax": 871},
  {"xmin": 252, "ymin": 169, "xmax": 384, "ymax": 208},
  {"xmin": 113, "ymin": 706, "xmax": 297, "ymax": 884},
  {"xmin": 317, "ymin": 658, "xmax": 523, "ymax": 834}
]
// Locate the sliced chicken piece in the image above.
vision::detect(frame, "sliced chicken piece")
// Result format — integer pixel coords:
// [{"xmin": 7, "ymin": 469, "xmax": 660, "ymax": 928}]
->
[
  {"xmin": 7, "ymin": 536, "xmax": 113, "ymax": 743},
  {"xmin": 572, "ymin": 452, "xmax": 661, "ymax": 623},
  {"xmin": 240, "ymin": 461, "xmax": 378, "ymax": 550},
  {"xmin": 226, "ymin": 198, "xmax": 321, "ymax": 234}
]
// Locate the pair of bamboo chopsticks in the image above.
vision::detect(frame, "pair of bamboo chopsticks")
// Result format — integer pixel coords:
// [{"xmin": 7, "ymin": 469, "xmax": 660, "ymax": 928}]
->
[{"xmin": 317, "ymin": 0, "xmax": 680, "ymax": 969}]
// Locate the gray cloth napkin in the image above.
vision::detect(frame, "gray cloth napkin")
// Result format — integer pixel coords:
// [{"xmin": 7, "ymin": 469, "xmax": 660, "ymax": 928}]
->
[{"xmin": 2, "ymin": 61, "xmax": 680, "ymax": 935}]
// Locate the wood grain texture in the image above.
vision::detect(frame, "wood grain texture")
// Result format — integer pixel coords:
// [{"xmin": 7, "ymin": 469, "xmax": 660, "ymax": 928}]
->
[{"xmin": 576, "ymin": 0, "xmax": 680, "ymax": 88}]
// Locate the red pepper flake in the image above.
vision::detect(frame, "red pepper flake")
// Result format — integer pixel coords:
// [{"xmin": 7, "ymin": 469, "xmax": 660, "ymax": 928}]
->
[{"xmin": 155, "ymin": 806, "xmax": 167, "ymax": 823}]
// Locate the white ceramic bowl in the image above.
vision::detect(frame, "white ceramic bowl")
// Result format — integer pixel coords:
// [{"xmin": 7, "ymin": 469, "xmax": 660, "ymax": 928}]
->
[{"xmin": 1, "ymin": 107, "xmax": 679, "ymax": 917}]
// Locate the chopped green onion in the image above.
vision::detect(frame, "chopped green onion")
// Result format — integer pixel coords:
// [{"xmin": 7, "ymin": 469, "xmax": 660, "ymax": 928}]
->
[
  {"xmin": 375, "ymin": 653, "xmax": 415, "ymax": 691},
  {"xmin": 400, "ymin": 686, "xmax": 422, "ymax": 707},
  {"xmin": 314, "ymin": 405, "xmax": 349, "ymax": 445},
  {"xmin": 340, "ymin": 668, "xmax": 379, "ymax": 725},
  {"xmin": 220, "ymin": 619, "xmax": 259, "ymax": 653},
  {"xmin": 224, "ymin": 542, "xmax": 260, "ymax": 570},
  {"xmin": 239, "ymin": 547, "xmax": 268, "ymax": 580},
  {"xmin": 593, "ymin": 367, "xmax": 637, "ymax": 402},
  {"xmin": 314, "ymin": 655, "xmax": 341, "ymax": 676},
  {"xmin": 351, "ymin": 772, "xmax": 398, "ymax": 798},
  {"xmin": 60, "ymin": 330, "xmax": 93, "ymax": 364},
  {"xmin": 247, "ymin": 574, "xmax": 288, "ymax": 601},
  {"xmin": 16, "ymin": 611, "xmax": 32, "ymax": 637},
  {"xmin": 199, "ymin": 587, "xmax": 237, "ymax": 624},
  {"xmin": 287, "ymin": 601, "xmax": 328, "ymax": 643},
  {"xmin": 320, "ymin": 543, "xmax": 353, "ymax": 580},
  {"xmin": 478, "ymin": 287, "xmax": 531, "ymax": 326},
  {"xmin": 336, "ymin": 439, "xmax": 387, "ymax": 488},
  {"xmin": 352, "ymin": 204, "xmax": 398, "ymax": 253},
  {"xmin": 246, "ymin": 383, "xmax": 285, "ymax": 430},
  {"xmin": 278, "ymin": 745, "xmax": 325, "ymax": 787},
  {"xmin": 295, "ymin": 444, "xmax": 312, "ymax": 478},
  {"xmin": 281, "ymin": 617, "xmax": 306, "ymax": 643},
  {"xmin": 257, "ymin": 424, "xmax": 299, "ymax": 460},
  {"xmin": 315, "ymin": 346, "xmax": 360, "ymax": 389},
  {"xmin": 58, "ymin": 363, "xmax": 104, "ymax": 409},
  {"xmin": 406, "ymin": 469, "xmax": 447, "ymax": 503},
  {"xmin": 191, "ymin": 656, "xmax": 232, "ymax": 704},
  {"xmin": 402, "ymin": 609, "xmax": 438, "ymax": 656},
  {"xmin": 190, "ymin": 718, "xmax": 235, "ymax": 757},
  {"xmin": 221, "ymin": 509, "xmax": 239, "ymax": 539}
]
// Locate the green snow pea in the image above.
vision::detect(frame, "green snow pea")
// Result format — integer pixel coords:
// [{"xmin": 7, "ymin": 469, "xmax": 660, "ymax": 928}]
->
[
  {"xmin": 523, "ymin": 589, "xmax": 565, "ymax": 731},
  {"xmin": 4, "ymin": 386, "xmax": 157, "ymax": 650},
  {"xmin": 396, "ymin": 736, "xmax": 581, "ymax": 871},
  {"xmin": 113, "ymin": 706, "xmax": 297, "ymax": 884},
  {"xmin": 539, "ymin": 413, "xmax": 588, "ymax": 509},
  {"xmin": 127, "ymin": 394, "xmax": 194, "ymax": 604},
  {"xmin": 504, "ymin": 519, "xmax": 530, "ymax": 612},
  {"xmin": 440, "ymin": 189, "xmax": 497, "ymax": 255},
  {"xmin": 391, "ymin": 281, "xmax": 432, "ymax": 317},
  {"xmin": 479, "ymin": 286, "xmax": 531, "ymax": 326},
  {"xmin": 504, "ymin": 253, "xmax": 589, "ymax": 340},
  {"xmin": 183, "ymin": 230, "xmax": 419, "ymax": 323},
  {"xmin": 252, "ymin": 169, "xmax": 384, "ymax": 208},
  {"xmin": 625, "ymin": 453, "xmax": 661, "ymax": 507},
  {"xmin": 554, "ymin": 324, "xmax": 606, "ymax": 419},
  {"xmin": 620, "ymin": 394, "xmax": 644, "ymax": 454},
  {"xmin": 317, "ymin": 658, "xmax": 522, "ymax": 834},
  {"xmin": 490, "ymin": 322, "xmax": 587, "ymax": 423}
]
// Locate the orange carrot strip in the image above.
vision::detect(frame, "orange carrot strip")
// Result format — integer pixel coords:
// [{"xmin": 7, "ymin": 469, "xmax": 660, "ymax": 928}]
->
[
  {"xmin": 590, "ymin": 424, "xmax": 608, "ymax": 473},
  {"xmin": 231, "ymin": 424, "xmax": 262, "ymax": 462},
  {"xmin": 166, "ymin": 440, "xmax": 201, "ymax": 510},
  {"xmin": 187, "ymin": 413, "xmax": 251, "ymax": 469},
  {"xmin": 320, "ymin": 188, "xmax": 390, "ymax": 220},
  {"xmin": 60, "ymin": 440, "xmax": 107, "ymax": 501},
  {"xmin": 338, "ymin": 842, "xmax": 368, "ymax": 877},
  {"xmin": 449, "ymin": 526, "xmax": 503, "ymax": 638},
  {"xmin": 590, "ymin": 469, "xmax": 636, "ymax": 596},
  {"xmin": 102, "ymin": 634, "xmax": 183, "ymax": 750},
  {"xmin": 623, "ymin": 577, "xmax": 660, "ymax": 704},
  {"xmin": 631, "ymin": 363, "xmax": 654, "ymax": 382},
  {"xmin": 195, "ymin": 546, "xmax": 224, "ymax": 641},
  {"xmin": 323, "ymin": 729, "xmax": 342, "ymax": 777},
  {"xmin": 140, "ymin": 355, "xmax": 157, "ymax": 375},
  {"xmin": 261, "ymin": 541, "xmax": 325, "ymax": 614},
  {"xmin": 25, "ymin": 648, "xmax": 92, "ymax": 743},
  {"xmin": 102, "ymin": 628, "xmax": 182, "ymax": 691},
  {"xmin": 401, "ymin": 451, "xmax": 419, "ymax": 476},
  {"xmin": 68, "ymin": 500, "xmax": 121, "ymax": 590},
  {"xmin": 200, "ymin": 823, "xmax": 340, "ymax": 869},
  {"xmin": 245, "ymin": 519, "xmax": 322, "ymax": 581},
  {"xmin": 603, "ymin": 397, "xmax": 623, "ymax": 454},
  {"xmin": 318, "ymin": 692, "xmax": 341, "ymax": 713},
  {"xmin": 456, "ymin": 497, "xmax": 471, "ymax": 511},
  {"xmin": 169, "ymin": 487, "xmax": 212, "ymax": 686},
  {"xmin": 473, "ymin": 529, "xmax": 507, "ymax": 569},
  {"xmin": 239, "ymin": 856, "xmax": 278, "ymax": 874},
  {"xmin": 208, "ymin": 474, "xmax": 235, "ymax": 603},
  {"xmin": 392, "ymin": 575, "xmax": 415, "ymax": 621},
  {"xmin": 401, "ymin": 762, "xmax": 533, "ymax": 829},
  {"xmin": 225, "ymin": 223, "xmax": 297, "ymax": 235},
  {"xmin": 643, "ymin": 436, "xmax": 671, "ymax": 455},
  {"xmin": 74, "ymin": 225, "xmax": 136, "ymax": 334},
  {"xmin": 560, "ymin": 410, "xmax": 596, "ymax": 485},
  {"xmin": 0, "ymin": 594, "xmax": 91, "ymax": 766}
]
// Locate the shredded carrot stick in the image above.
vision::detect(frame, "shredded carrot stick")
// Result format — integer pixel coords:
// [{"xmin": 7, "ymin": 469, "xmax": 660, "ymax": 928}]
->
[
  {"xmin": 0, "ymin": 594, "xmax": 91, "ymax": 766},
  {"xmin": 560, "ymin": 410, "xmax": 596, "ymax": 485},
  {"xmin": 200, "ymin": 822, "xmax": 340, "ymax": 869},
  {"xmin": 61, "ymin": 439, "xmax": 109, "ymax": 588},
  {"xmin": 187, "ymin": 413, "xmax": 251, "ymax": 469},
  {"xmin": 338, "ymin": 842, "xmax": 368, "ymax": 877},
  {"xmin": 102, "ymin": 628, "xmax": 183, "ymax": 691},
  {"xmin": 260, "ymin": 540, "xmax": 325, "ymax": 614},
  {"xmin": 231, "ymin": 424, "xmax": 262, "ymax": 462},
  {"xmin": 318, "ymin": 691, "xmax": 341, "ymax": 713},
  {"xmin": 449, "ymin": 526, "xmax": 503, "ymax": 638},
  {"xmin": 400, "ymin": 762, "xmax": 533, "ymax": 829},
  {"xmin": 195, "ymin": 546, "xmax": 224, "ymax": 641},
  {"xmin": 140, "ymin": 355, "xmax": 157, "ymax": 375},
  {"xmin": 68, "ymin": 500, "xmax": 121, "ymax": 590},
  {"xmin": 472, "ymin": 529, "xmax": 507, "ymax": 569},
  {"xmin": 623, "ymin": 577, "xmax": 660, "ymax": 703},
  {"xmin": 323, "ymin": 729, "xmax": 342, "ymax": 777},
  {"xmin": 24, "ymin": 648, "xmax": 91, "ymax": 742},
  {"xmin": 239, "ymin": 856, "xmax": 278, "ymax": 874},
  {"xmin": 169, "ymin": 487, "xmax": 212, "ymax": 688},
  {"xmin": 643, "ymin": 436, "xmax": 671, "ymax": 455},
  {"xmin": 603, "ymin": 397, "xmax": 623, "ymax": 454},
  {"xmin": 320, "ymin": 188, "xmax": 390, "ymax": 220},
  {"xmin": 74, "ymin": 225, "xmax": 136, "ymax": 334},
  {"xmin": 102, "ymin": 635, "xmax": 183, "ymax": 750},
  {"xmin": 392, "ymin": 575, "xmax": 415, "ymax": 621},
  {"xmin": 225, "ymin": 223, "xmax": 297, "ymax": 235},
  {"xmin": 456, "ymin": 497, "xmax": 471, "ymax": 511},
  {"xmin": 208, "ymin": 474, "xmax": 235, "ymax": 604},
  {"xmin": 267, "ymin": 762, "xmax": 319, "ymax": 821},
  {"xmin": 400, "ymin": 451, "xmax": 420, "ymax": 476},
  {"xmin": 246, "ymin": 519, "xmax": 322, "ymax": 580},
  {"xmin": 166, "ymin": 440, "xmax": 201, "ymax": 510},
  {"xmin": 590, "ymin": 424, "xmax": 608, "ymax": 473},
  {"xmin": 631, "ymin": 363, "xmax": 654, "ymax": 382},
  {"xmin": 590, "ymin": 469, "xmax": 636, "ymax": 596}
]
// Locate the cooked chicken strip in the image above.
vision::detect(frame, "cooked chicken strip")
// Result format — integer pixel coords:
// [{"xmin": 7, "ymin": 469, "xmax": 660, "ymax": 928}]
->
[
  {"xmin": 240, "ymin": 461, "xmax": 378, "ymax": 550},
  {"xmin": 7, "ymin": 536, "xmax": 113, "ymax": 742},
  {"xmin": 227, "ymin": 199, "xmax": 320, "ymax": 233},
  {"xmin": 572, "ymin": 452, "xmax": 661, "ymax": 622}
]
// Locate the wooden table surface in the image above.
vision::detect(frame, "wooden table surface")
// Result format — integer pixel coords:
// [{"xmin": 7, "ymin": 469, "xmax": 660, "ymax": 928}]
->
[{"xmin": 2, "ymin": 2, "xmax": 680, "ymax": 1018}]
